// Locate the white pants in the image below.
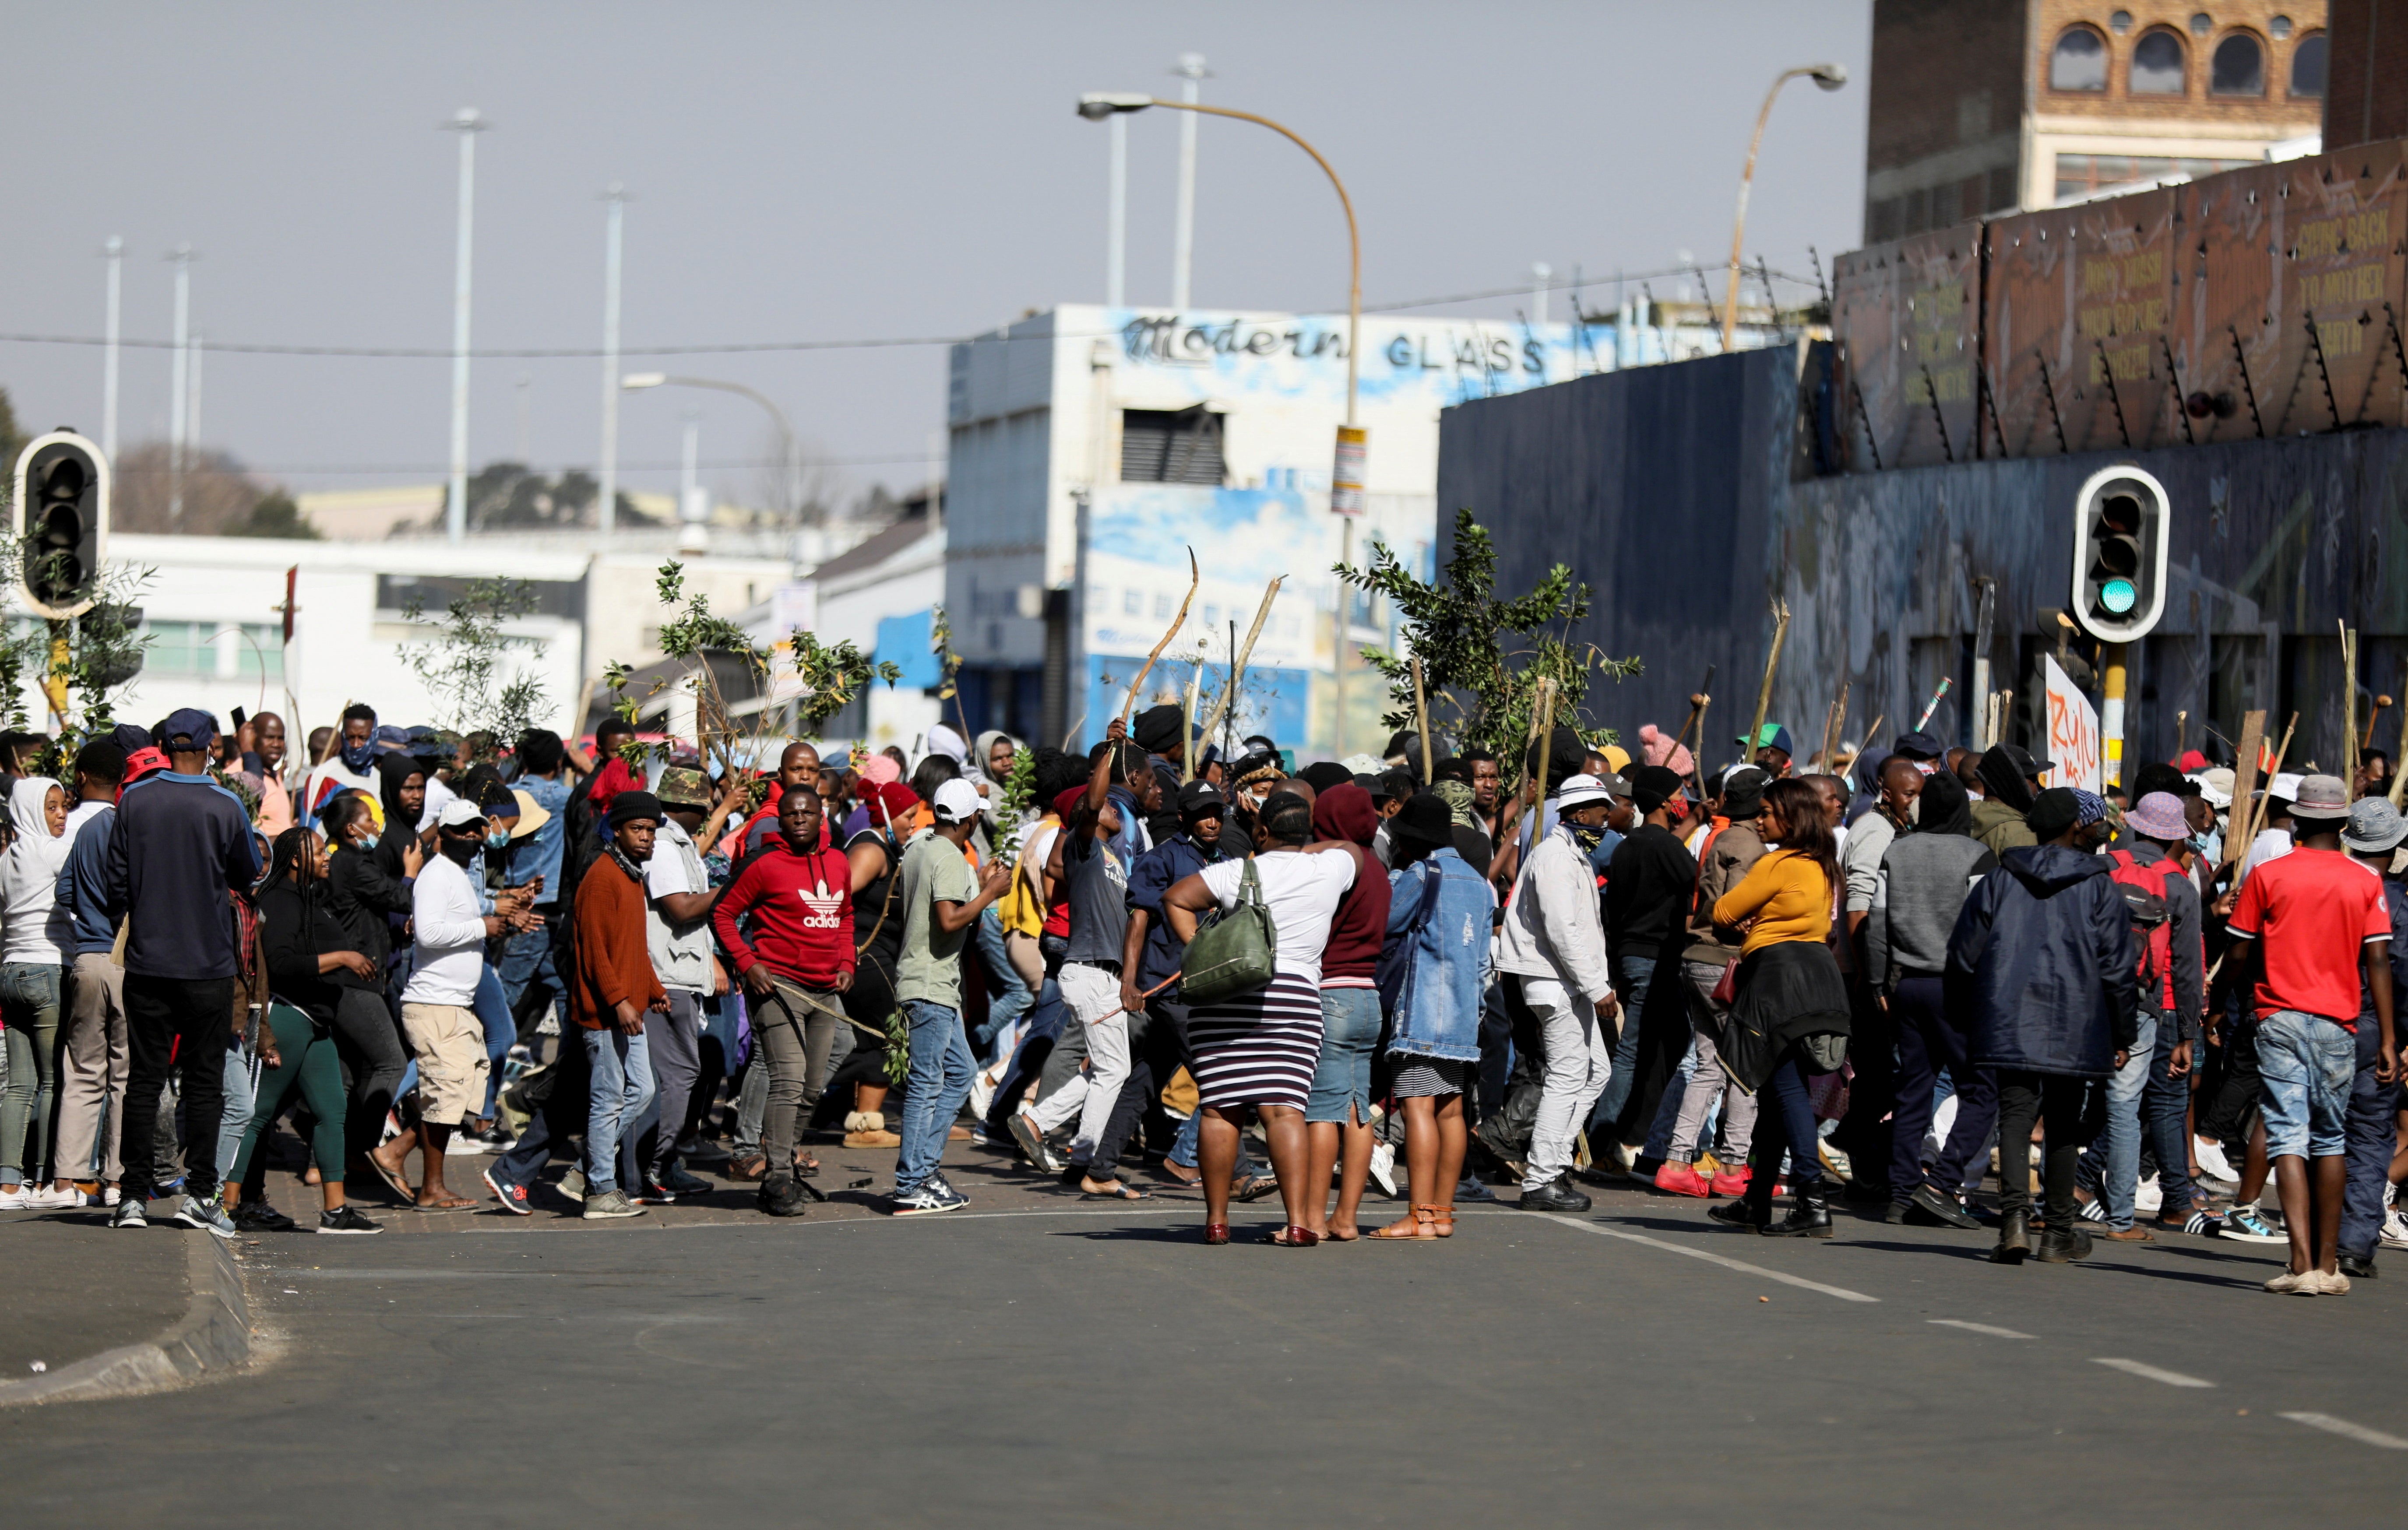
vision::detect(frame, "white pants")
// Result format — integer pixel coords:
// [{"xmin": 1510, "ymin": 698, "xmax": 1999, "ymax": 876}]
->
[
  {"xmin": 1522, "ymin": 977, "xmax": 1612, "ymax": 1191},
  {"xmin": 1035, "ymin": 965, "xmax": 1131, "ymax": 1168}
]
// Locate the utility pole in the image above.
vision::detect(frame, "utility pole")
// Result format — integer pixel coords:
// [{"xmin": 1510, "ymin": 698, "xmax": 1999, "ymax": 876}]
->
[
  {"xmin": 1531, "ymin": 261, "xmax": 1551, "ymax": 325},
  {"xmin": 1106, "ymin": 113, "xmax": 1127, "ymax": 307},
  {"xmin": 515, "ymin": 371, "xmax": 532, "ymax": 464},
  {"xmin": 1170, "ymin": 53, "xmax": 1207, "ymax": 310},
  {"xmin": 102, "ymin": 236, "xmax": 122, "ymax": 462},
  {"xmin": 167, "ymin": 243, "xmax": 194, "ymax": 524},
  {"xmin": 187, "ymin": 331, "xmax": 204, "ymax": 455},
  {"xmin": 443, "ymin": 108, "xmax": 488, "ymax": 543},
  {"xmin": 598, "ymin": 183, "xmax": 628, "ymax": 535}
]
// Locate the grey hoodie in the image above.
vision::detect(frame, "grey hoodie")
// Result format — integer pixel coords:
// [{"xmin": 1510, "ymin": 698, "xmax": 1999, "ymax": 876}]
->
[{"xmin": 1865, "ymin": 830, "xmax": 1998, "ymax": 991}]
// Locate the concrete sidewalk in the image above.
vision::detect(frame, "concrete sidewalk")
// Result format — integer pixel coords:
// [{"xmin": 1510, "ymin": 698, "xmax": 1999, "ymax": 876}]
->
[{"xmin": 0, "ymin": 1213, "xmax": 253, "ymax": 1407}]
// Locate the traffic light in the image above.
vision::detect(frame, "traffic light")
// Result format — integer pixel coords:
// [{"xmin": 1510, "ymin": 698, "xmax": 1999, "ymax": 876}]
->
[
  {"xmin": 12, "ymin": 431, "xmax": 109, "ymax": 620},
  {"xmin": 2070, "ymin": 465, "xmax": 2169, "ymax": 643}
]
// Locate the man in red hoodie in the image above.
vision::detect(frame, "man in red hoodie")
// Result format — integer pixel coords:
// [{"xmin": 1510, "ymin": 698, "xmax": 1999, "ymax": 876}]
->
[{"xmin": 713, "ymin": 783, "xmax": 855, "ymax": 1216}]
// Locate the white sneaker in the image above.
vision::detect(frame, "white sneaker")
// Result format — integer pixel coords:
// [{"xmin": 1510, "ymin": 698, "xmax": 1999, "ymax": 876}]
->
[
  {"xmin": 1368, "ymin": 1142, "xmax": 1398, "ymax": 1198},
  {"xmin": 24, "ymin": 1184, "xmax": 83, "ymax": 1209},
  {"xmin": 0, "ymin": 1185, "xmax": 28, "ymax": 1209},
  {"xmin": 2380, "ymin": 1208, "xmax": 2408, "ymax": 1249},
  {"xmin": 968, "ymin": 1067, "xmax": 998, "ymax": 1122},
  {"xmin": 2193, "ymin": 1136, "xmax": 2237, "ymax": 1184},
  {"xmin": 2134, "ymin": 1174, "xmax": 2163, "ymax": 1213}
]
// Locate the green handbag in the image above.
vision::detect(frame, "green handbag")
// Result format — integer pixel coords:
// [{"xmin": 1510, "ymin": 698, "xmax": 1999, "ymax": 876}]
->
[{"xmin": 1179, "ymin": 857, "xmax": 1279, "ymax": 1005}]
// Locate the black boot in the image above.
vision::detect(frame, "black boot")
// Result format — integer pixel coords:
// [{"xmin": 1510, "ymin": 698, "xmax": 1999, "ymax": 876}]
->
[
  {"xmin": 1709, "ymin": 1173, "xmax": 1775, "ymax": 1229},
  {"xmin": 1989, "ymin": 1209, "xmax": 2031, "ymax": 1263},
  {"xmin": 2035, "ymin": 1223, "xmax": 2092, "ymax": 1263},
  {"xmin": 1763, "ymin": 1181, "xmax": 1833, "ymax": 1238},
  {"xmin": 758, "ymin": 1172, "xmax": 810, "ymax": 1218}
]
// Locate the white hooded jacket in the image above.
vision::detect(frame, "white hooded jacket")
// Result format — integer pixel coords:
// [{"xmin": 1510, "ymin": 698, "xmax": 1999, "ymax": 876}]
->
[{"xmin": 1496, "ymin": 822, "xmax": 1613, "ymax": 1003}]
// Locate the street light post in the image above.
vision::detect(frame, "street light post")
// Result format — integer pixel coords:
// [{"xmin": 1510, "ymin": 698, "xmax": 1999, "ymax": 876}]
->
[
  {"xmin": 621, "ymin": 372, "xmax": 802, "ymax": 533},
  {"xmin": 598, "ymin": 184, "xmax": 629, "ymax": 535},
  {"xmin": 1719, "ymin": 63, "xmax": 1846, "ymax": 352},
  {"xmin": 1079, "ymin": 91, "xmax": 1362, "ymax": 751},
  {"xmin": 443, "ymin": 108, "xmax": 489, "ymax": 543}
]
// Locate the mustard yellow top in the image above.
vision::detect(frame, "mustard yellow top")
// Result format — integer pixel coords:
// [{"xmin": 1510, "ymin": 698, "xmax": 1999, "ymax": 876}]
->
[{"xmin": 1710, "ymin": 848, "xmax": 1833, "ymax": 956}]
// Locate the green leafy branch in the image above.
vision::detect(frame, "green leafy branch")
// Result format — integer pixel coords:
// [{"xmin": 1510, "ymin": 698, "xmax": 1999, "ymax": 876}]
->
[{"xmin": 399, "ymin": 578, "xmax": 550, "ymax": 744}]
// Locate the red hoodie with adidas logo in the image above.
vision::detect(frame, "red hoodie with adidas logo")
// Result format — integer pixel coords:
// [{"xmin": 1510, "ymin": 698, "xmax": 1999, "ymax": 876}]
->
[{"xmin": 712, "ymin": 839, "xmax": 856, "ymax": 989}]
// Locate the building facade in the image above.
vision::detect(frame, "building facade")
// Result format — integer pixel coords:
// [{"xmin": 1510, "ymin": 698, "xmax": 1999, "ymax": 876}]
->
[{"xmin": 1866, "ymin": 0, "xmax": 2329, "ymax": 242}]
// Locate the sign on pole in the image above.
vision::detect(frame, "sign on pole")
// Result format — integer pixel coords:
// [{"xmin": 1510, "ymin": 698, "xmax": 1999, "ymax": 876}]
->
[{"xmin": 2043, "ymin": 654, "xmax": 2102, "ymax": 793}]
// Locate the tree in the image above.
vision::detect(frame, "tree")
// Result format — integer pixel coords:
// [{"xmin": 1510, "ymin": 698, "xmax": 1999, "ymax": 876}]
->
[
  {"xmin": 1337, "ymin": 507, "xmax": 1639, "ymax": 778},
  {"xmin": 111, "ymin": 443, "xmax": 277, "ymax": 535},
  {"xmin": 398, "ymin": 578, "xmax": 549, "ymax": 744},
  {"xmin": 223, "ymin": 491, "xmax": 321, "ymax": 539}
]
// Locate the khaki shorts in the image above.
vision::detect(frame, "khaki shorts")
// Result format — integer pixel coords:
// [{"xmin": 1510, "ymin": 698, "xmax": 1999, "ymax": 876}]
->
[{"xmin": 400, "ymin": 1002, "xmax": 490, "ymax": 1128}]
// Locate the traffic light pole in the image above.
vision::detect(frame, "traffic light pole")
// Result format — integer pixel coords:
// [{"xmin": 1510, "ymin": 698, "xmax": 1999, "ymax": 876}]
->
[
  {"xmin": 2102, "ymin": 644, "xmax": 2126, "ymax": 790},
  {"xmin": 41, "ymin": 620, "xmax": 70, "ymax": 727}
]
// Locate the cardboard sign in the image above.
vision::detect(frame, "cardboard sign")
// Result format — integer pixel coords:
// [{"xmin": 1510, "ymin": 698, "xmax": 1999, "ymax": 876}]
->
[{"xmin": 2044, "ymin": 655, "xmax": 2102, "ymax": 793}]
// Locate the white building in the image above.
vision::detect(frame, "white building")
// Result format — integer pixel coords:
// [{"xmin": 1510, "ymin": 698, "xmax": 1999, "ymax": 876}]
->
[{"xmin": 943, "ymin": 303, "xmax": 1792, "ymax": 757}]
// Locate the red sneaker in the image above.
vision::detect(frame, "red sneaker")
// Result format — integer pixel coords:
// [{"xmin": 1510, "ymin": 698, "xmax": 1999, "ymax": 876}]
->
[{"xmin": 1654, "ymin": 1161, "xmax": 1713, "ymax": 1198}]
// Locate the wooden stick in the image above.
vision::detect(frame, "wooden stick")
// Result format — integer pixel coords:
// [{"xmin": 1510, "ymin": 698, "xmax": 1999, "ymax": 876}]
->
[
  {"xmin": 1691, "ymin": 689, "xmax": 1712, "ymax": 804},
  {"xmin": 1857, "ymin": 714, "xmax": 1887, "ymax": 767},
  {"xmin": 1411, "ymin": 656, "xmax": 1434, "ymax": 783},
  {"xmin": 1830, "ymin": 681, "xmax": 1850, "ymax": 770},
  {"xmin": 1671, "ymin": 664, "xmax": 1716, "ymax": 752},
  {"xmin": 2365, "ymin": 694, "xmax": 2393, "ymax": 752},
  {"xmin": 2175, "ymin": 709, "xmax": 2187, "ymax": 762},
  {"xmin": 1745, "ymin": 598, "xmax": 1790, "ymax": 770},
  {"xmin": 1192, "ymin": 575, "xmax": 1285, "ymax": 754},
  {"xmin": 1118, "ymin": 548, "xmax": 1200, "ymax": 729},
  {"xmin": 1521, "ymin": 677, "xmax": 1559, "ymax": 857},
  {"xmin": 1180, "ymin": 659, "xmax": 1202, "ymax": 785},
  {"xmin": 2237, "ymin": 712, "xmax": 2297, "ymax": 867},
  {"xmin": 2341, "ymin": 620, "xmax": 2358, "ymax": 788},
  {"xmin": 2225, "ymin": 709, "xmax": 2267, "ymax": 869},
  {"xmin": 2391, "ymin": 662, "xmax": 2408, "ymax": 808}
]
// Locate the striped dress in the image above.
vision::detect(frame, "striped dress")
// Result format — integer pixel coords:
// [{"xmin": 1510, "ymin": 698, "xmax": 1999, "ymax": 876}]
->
[{"xmin": 1189, "ymin": 972, "xmax": 1327, "ymax": 1110}]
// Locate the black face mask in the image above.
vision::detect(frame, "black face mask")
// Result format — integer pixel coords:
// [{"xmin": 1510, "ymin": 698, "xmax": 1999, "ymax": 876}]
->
[
  {"xmin": 1565, "ymin": 817, "xmax": 1606, "ymax": 853},
  {"xmin": 439, "ymin": 833, "xmax": 480, "ymax": 866}
]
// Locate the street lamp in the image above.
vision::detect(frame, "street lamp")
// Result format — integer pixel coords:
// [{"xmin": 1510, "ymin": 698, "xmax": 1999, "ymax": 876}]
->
[
  {"xmin": 1719, "ymin": 63, "xmax": 1846, "ymax": 352},
  {"xmin": 1078, "ymin": 90, "xmax": 1367, "ymax": 750},
  {"xmin": 621, "ymin": 372, "xmax": 802, "ymax": 531}
]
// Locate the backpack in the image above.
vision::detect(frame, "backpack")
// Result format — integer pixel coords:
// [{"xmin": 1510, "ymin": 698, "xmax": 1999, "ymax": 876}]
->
[{"xmin": 2106, "ymin": 849, "xmax": 2179, "ymax": 1009}]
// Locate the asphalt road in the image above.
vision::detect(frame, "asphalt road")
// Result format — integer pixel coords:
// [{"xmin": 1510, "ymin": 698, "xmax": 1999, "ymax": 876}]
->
[{"xmin": 5, "ymin": 1146, "xmax": 2402, "ymax": 1528}]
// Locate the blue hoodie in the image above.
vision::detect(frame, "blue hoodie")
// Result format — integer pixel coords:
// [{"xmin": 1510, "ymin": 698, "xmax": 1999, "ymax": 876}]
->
[
  {"xmin": 54, "ymin": 805, "xmax": 117, "ymax": 957},
  {"xmin": 1948, "ymin": 843, "xmax": 2139, "ymax": 1079},
  {"xmin": 102, "ymin": 770, "xmax": 262, "ymax": 980}
]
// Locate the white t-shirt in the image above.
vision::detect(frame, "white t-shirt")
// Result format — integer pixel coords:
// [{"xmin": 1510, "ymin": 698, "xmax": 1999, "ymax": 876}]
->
[
  {"xmin": 401, "ymin": 855, "xmax": 487, "ymax": 1006},
  {"xmin": 644, "ymin": 818, "xmax": 713, "ymax": 993},
  {"xmin": 1197, "ymin": 848, "xmax": 1357, "ymax": 987}
]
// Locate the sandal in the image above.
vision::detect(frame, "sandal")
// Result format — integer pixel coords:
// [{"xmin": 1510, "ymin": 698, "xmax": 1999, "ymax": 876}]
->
[
  {"xmin": 727, "ymin": 1153, "xmax": 769, "ymax": 1183},
  {"xmin": 1260, "ymin": 1224, "xmax": 1320, "ymax": 1247},
  {"xmin": 1429, "ymin": 1206, "xmax": 1456, "ymax": 1238},
  {"xmin": 1204, "ymin": 1222, "xmax": 1231, "ymax": 1245},
  {"xmin": 1080, "ymin": 1181, "xmax": 1153, "ymax": 1202},
  {"xmin": 1369, "ymin": 1206, "xmax": 1440, "ymax": 1241},
  {"xmin": 410, "ymin": 1193, "xmax": 477, "ymax": 1212},
  {"xmin": 1233, "ymin": 1174, "xmax": 1282, "ymax": 1203}
]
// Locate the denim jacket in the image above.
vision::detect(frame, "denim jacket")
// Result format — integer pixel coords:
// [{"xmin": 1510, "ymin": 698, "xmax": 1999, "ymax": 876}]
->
[{"xmin": 1382, "ymin": 847, "xmax": 1494, "ymax": 1062}]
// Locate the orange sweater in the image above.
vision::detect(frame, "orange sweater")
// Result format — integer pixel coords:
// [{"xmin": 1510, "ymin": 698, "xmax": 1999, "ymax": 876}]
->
[
  {"xmin": 1710, "ymin": 849, "xmax": 1833, "ymax": 957},
  {"xmin": 571, "ymin": 853, "xmax": 666, "ymax": 1029}
]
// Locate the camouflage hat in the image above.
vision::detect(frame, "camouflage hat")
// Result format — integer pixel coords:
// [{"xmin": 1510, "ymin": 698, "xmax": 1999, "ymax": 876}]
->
[{"xmin": 656, "ymin": 766, "xmax": 712, "ymax": 810}]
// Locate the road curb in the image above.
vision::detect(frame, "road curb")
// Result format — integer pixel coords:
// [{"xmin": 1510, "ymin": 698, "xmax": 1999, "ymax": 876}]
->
[{"xmin": 0, "ymin": 1234, "xmax": 253, "ymax": 1408}]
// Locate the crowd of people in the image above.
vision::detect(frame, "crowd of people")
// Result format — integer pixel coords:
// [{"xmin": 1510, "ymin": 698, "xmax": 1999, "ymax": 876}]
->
[{"xmin": 0, "ymin": 693, "xmax": 2400, "ymax": 1294}]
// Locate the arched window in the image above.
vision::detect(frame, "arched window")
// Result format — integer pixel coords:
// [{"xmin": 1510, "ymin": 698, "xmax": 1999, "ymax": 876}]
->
[
  {"xmin": 2131, "ymin": 29, "xmax": 2187, "ymax": 93},
  {"xmin": 2050, "ymin": 25, "xmax": 2109, "ymax": 91},
  {"xmin": 2290, "ymin": 32, "xmax": 2327, "ymax": 97},
  {"xmin": 2211, "ymin": 32, "xmax": 2265, "ymax": 95}
]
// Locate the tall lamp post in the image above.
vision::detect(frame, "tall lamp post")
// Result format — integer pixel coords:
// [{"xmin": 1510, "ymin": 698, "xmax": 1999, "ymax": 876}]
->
[
  {"xmin": 1078, "ymin": 91, "xmax": 1363, "ymax": 751},
  {"xmin": 442, "ymin": 108, "xmax": 489, "ymax": 543},
  {"xmin": 621, "ymin": 371, "xmax": 802, "ymax": 532},
  {"xmin": 1719, "ymin": 63, "xmax": 1846, "ymax": 352}
]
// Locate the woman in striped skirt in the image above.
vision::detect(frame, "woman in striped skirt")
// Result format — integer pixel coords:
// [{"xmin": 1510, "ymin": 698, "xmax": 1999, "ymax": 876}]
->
[{"xmin": 1164, "ymin": 790, "xmax": 1362, "ymax": 1245}]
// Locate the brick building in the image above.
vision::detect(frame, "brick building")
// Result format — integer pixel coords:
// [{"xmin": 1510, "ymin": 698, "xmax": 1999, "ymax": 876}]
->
[
  {"xmin": 2324, "ymin": 0, "xmax": 2408, "ymax": 149},
  {"xmin": 1866, "ymin": 2, "xmax": 2328, "ymax": 241}
]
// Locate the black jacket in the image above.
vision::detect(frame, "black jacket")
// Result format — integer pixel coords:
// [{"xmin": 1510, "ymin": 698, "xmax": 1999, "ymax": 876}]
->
[{"xmin": 1948, "ymin": 844, "xmax": 2139, "ymax": 1079}]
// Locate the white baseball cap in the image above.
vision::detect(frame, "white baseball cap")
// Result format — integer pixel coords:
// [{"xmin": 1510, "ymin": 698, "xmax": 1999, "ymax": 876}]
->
[
  {"xmin": 436, "ymin": 798, "xmax": 489, "ymax": 829},
  {"xmin": 932, "ymin": 777, "xmax": 982, "ymax": 824},
  {"xmin": 1556, "ymin": 773, "xmax": 1620, "ymax": 808}
]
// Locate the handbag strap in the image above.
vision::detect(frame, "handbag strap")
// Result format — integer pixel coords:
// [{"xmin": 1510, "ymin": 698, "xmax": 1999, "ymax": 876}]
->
[{"xmin": 1239, "ymin": 857, "xmax": 1262, "ymax": 908}]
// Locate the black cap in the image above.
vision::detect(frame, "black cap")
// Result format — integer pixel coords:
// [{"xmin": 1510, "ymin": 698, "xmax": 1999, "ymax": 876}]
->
[
  {"xmin": 1132, "ymin": 704, "xmax": 1185, "ymax": 754},
  {"xmin": 1177, "ymin": 780, "xmax": 1226, "ymax": 817},
  {"xmin": 1892, "ymin": 729, "xmax": 1943, "ymax": 760},
  {"xmin": 607, "ymin": 790, "xmax": 664, "ymax": 829},
  {"xmin": 1631, "ymin": 764, "xmax": 1683, "ymax": 814},
  {"xmin": 2027, "ymin": 786, "xmax": 2081, "ymax": 840},
  {"xmin": 1390, "ymin": 791, "xmax": 1453, "ymax": 848},
  {"xmin": 1720, "ymin": 765, "xmax": 1769, "ymax": 818}
]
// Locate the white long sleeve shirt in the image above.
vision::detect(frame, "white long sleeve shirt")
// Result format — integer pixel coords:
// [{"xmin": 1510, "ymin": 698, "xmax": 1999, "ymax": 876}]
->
[
  {"xmin": 1496, "ymin": 824, "xmax": 1615, "ymax": 1004},
  {"xmin": 401, "ymin": 854, "xmax": 488, "ymax": 1006}
]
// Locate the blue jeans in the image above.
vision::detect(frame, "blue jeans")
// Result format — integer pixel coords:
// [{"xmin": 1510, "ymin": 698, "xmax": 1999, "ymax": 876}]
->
[
  {"xmin": 2257, "ymin": 1009, "xmax": 2355, "ymax": 1160},
  {"xmin": 498, "ymin": 918, "xmax": 564, "ymax": 1029},
  {"xmin": 1751, "ymin": 1046, "xmax": 1822, "ymax": 1190},
  {"xmin": 2143, "ymin": 1022, "xmax": 2201, "ymax": 1217},
  {"xmin": 896, "ymin": 1000, "xmax": 973, "ymax": 1193},
  {"xmin": 1591, "ymin": 954, "xmax": 1656, "ymax": 1126},
  {"xmin": 582, "ymin": 1027, "xmax": 655, "ymax": 1196},
  {"xmin": 0, "ymin": 962, "xmax": 62, "ymax": 1185},
  {"xmin": 2341, "ymin": 1013, "xmax": 2402, "ymax": 1260},
  {"xmin": 215, "ymin": 1044, "xmax": 258, "ymax": 1181},
  {"xmin": 2076, "ymin": 1013, "xmax": 2155, "ymax": 1229},
  {"xmin": 971, "ymin": 906, "xmax": 1034, "ymax": 1060},
  {"xmin": 474, "ymin": 963, "xmax": 516, "ymax": 1119}
]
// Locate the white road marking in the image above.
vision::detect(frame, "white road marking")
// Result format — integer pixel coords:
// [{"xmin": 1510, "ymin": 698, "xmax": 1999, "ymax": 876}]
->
[
  {"xmin": 1928, "ymin": 1319, "xmax": 2033, "ymax": 1338},
  {"xmin": 2092, "ymin": 1357, "xmax": 2214, "ymax": 1388},
  {"xmin": 2280, "ymin": 1412, "xmax": 2408, "ymax": 1450},
  {"xmin": 1533, "ymin": 1216, "xmax": 1879, "ymax": 1303}
]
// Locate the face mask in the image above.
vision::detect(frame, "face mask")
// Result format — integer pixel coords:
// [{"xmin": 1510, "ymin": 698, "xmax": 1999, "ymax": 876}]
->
[
  {"xmin": 486, "ymin": 827, "xmax": 511, "ymax": 852},
  {"xmin": 356, "ymin": 833, "xmax": 380, "ymax": 852},
  {"xmin": 340, "ymin": 737, "xmax": 375, "ymax": 772},
  {"xmin": 440, "ymin": 836, "xmax": 480, "ymax": 866}
]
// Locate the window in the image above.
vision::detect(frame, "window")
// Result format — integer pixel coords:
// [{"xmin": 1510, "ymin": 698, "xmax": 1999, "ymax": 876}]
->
[
  {"xmin": 2290, "ymin": 32, "xmax": 2326, "ymax": 97},
  {"xmin": 2055, "ymin": 153, "xmax": 2253, "ymax": 201},
  {"xmin": 2211, "ymin": 32, "xmax": 2264, "ymax": 95},
  {"xmin": 2109, "ymin": 9, "xmax": 2133, "ymax": 34},
  {"xmin": 2131, "ymin": 29, "xmax": 2186, "ymax": 93},
  {"xmin": 1119, "ymin": 406, "xmax": 1225, "ymax": 485},
  {"xmin": 137, "ymin": 620, "xmax": 285, "ymax": 680},
  {"xmin": 2269, "ymin": 14, "xmax": 2293, "ymax": 40},
  {"xmin": 2050, "ymin": 25, "xmax": 2108, "ymax": 91}
]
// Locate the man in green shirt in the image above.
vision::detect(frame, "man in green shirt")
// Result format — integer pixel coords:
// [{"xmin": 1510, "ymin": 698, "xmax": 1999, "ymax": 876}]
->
[{"xmin": 891, "ymin": 778, "xmax": 1012, "ymax": 1213}]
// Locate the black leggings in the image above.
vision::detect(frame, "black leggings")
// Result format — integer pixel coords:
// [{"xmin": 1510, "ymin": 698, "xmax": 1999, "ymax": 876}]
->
[{"xmin": 330, "ymin": 986, "xmax": 406, "ymax": 1169}]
